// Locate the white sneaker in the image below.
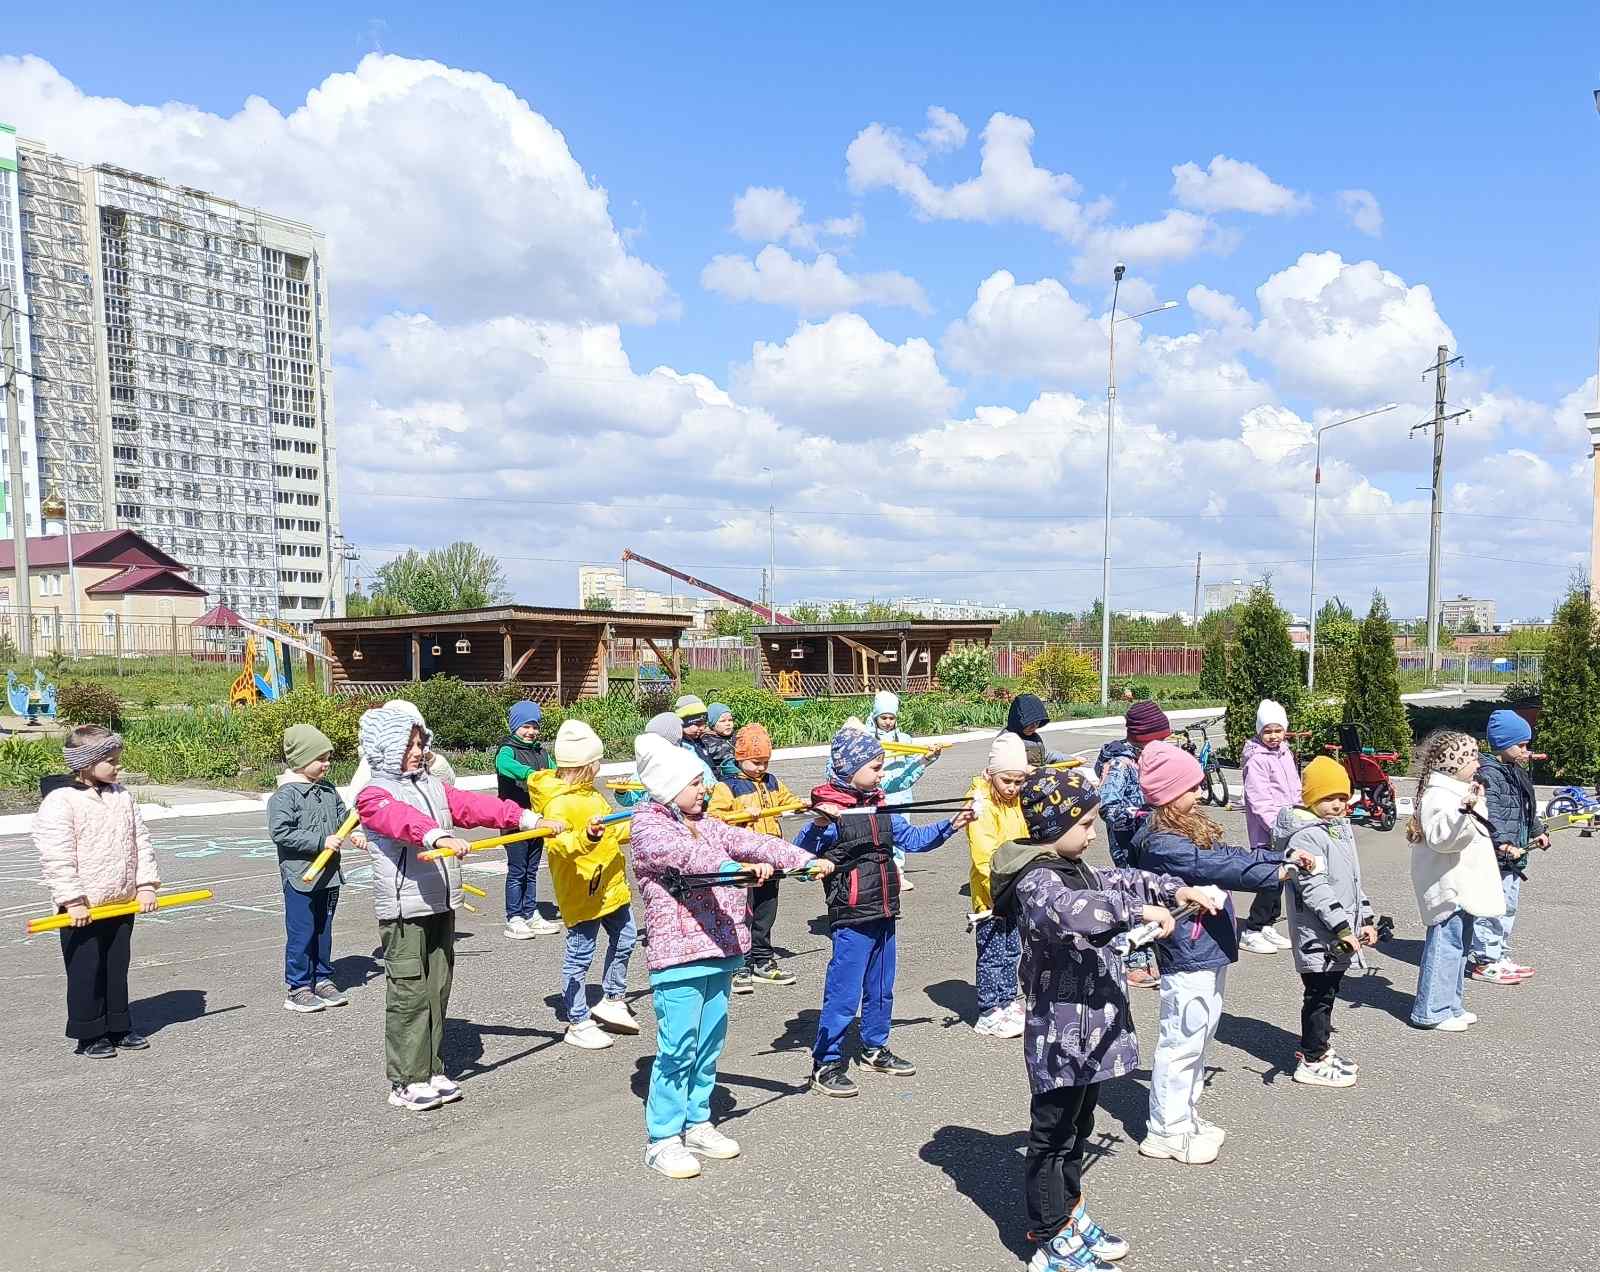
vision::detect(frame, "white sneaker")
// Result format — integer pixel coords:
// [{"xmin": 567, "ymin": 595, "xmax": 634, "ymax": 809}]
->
[
  {"xmin": 1238, "ymin": 930, "xmax": 1279, "ymax": 955},
  {"xmin": 644, "ymin": 1136, "xmax": 702, "ymax": 1179},
  {"xmin": 528, "ymin": 915, "xmax": 563, "ymax": 936},
  {"xmin": 1262, "ymin": 926, "xmax": 1292, "ymax": 950},
  {"xmin": 1006, "ymin": 997, "xmax": 1026, "ymax": 1024},
  {"xmin": 1138, "ymin": 1129, "xmax": 1219, "ymax": 1165},
  {"xmin": 1194, "ymin": 1117, "xmax": 1227, "ymax": 1144},
  {"xmin": 388, "ymin": 1082, "xmax": 443, "ymax": 1111},
  {"xmin": 974, "ymin": 1007, "xmax": 1024, "ymax": 1039},
  {"xmin": 564, "ymin": 1018, "xmax": 614, "ymax": 1049},
  {"xmin": 1457, "ymin": 1011, "xmax": 1478, "ymax": 1024},
  {"xmin": 1431, "ymin": 1015, "xmax": 1471, "ymax": 1032},
  {"xmin": 591, "ymin": 997, "xmax": 641, "ymax": 1035},
  {"xmin": 683, "ymin": 1121, "xmax": 741, "ymax": 1159},
  {"xmin": 1294, "ymin": 1055, "xmax": 1357, "ymax": 1088},
  {"xmin": 503, "ymin": 916, "xmax": 534, "ymax": 941}
]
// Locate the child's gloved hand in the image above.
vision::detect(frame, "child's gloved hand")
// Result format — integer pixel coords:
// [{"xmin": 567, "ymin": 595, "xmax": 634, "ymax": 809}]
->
[
  {"xmin": 1177, "ymin": 885, "xmax": 1227, "ymax": 914},
  {"xmin": 1332, "ymin": 927, "xmax": 1361, "ymax": 957}
]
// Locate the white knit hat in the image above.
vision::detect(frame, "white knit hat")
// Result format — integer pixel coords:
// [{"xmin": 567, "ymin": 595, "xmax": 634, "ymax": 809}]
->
[
  {"xmin": 554, "ymin": 719, "xmax": 604, "ymax": 767},
  {"xmin": 987, "ymin": 732, "xmax": 1029, "ymax": 775},
  {"xmin": 1255, "ymin": 699, "xmax": 1289, "ymax": 734},
  {"xmin": 634, "ymin": 733, "xmax": 703, "ymax": 803}
]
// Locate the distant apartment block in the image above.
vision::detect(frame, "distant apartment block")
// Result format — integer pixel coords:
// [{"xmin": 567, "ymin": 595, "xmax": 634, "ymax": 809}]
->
[
  {"xmin": 1440, "ymin": 594, "xmax": 1496, "ymax": 630},
  {"xmin": 578, "ymin": 565, "xmax": 739, "ymax": 628},
  {"xmin": 1202, "ymin": 580, "xmax": 1251, "ymax": 615}
]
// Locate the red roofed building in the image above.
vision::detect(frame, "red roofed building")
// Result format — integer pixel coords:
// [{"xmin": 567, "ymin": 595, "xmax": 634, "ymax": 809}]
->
[{"xmin": 0, "ymin": 529, "xmax": 207, "ymax": 623}]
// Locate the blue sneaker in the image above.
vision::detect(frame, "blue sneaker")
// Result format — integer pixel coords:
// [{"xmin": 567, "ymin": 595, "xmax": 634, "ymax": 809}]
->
[
  {"xmin": 1027, "ymin": 1228, "xmax": 1116, "ymax": 1272},
  {"xmin": 1072, "ymin": 1201, "xmax": 1129, "ymax": 1261}
]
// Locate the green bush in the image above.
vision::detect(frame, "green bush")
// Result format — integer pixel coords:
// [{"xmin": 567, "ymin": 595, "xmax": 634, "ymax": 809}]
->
[
  {"xmin": 1199, "ymin": 632, "xmax": 1228, "ymax": 698},
  {"xmin": 935, "ymin": 647, "xmax": 993, "ymax": 697},
  {"xmin": 1342, "ymin": 591, "xmax": 1412, "ymax": 768},
  {"xmin": 239, "ymin": 688, "xmax": 363, "ymax": 766},
  {"xmin": 0, "ymin": 736, "xmax": 63, "ymax": 788},
  {"xmin": 56, "ymin": 680, "xmax": 124, "ymax": 728},
  {"xmin": 408, "ymin": 676, "xmax": 510, "ymax": 749},
  {"xmin": 1292, "ymin": 695, "xmax": 1346, "ymax": 761},
  {"xmin": 120, "ymin": 708, "xmax": 250, "ymax": 783},
  {"xmin": 1020, "ymin": 647, "xmax": 1098, "ymax": 704},
  {"xmin": 1535, "ymin": 583, "xmax": 1600, "ymax": 782}
]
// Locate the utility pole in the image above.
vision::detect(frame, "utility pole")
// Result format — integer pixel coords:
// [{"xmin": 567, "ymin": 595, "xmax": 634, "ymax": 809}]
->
[
  {"xmin": 1, "ymin": 286, "xmax": 32, "ymax": 657},
  {"xmin": 1192, "ymin": 553, "xmax": 1202, "ymax": 629},
  {"xmin": 1417, "ymin": 345, "xmax": 1467, "ymax": 682}
]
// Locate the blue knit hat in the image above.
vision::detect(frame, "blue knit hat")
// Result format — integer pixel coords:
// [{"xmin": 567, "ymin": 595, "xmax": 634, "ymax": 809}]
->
[
  {"xmin": 509, "ymin": 700, "xmax": 542, "ymax": 732},
  {"xmin": 828, "ymin": 726, "xmax": 885, "ymax": 787},
  {"xmin": 1485, "ymin": 709, "xmax": 1532, "ymax": 752},
  {"xmin": 707, "ymin": 702, "xmax": 731, "ymax": 726}
]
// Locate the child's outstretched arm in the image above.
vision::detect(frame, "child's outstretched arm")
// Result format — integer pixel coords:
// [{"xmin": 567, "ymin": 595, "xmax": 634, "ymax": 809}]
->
[
  {"xmin": 718, "ymin": 822, "xmax": 817, "ymax": 873},
  {"xmin": 1015, "ymin": 869, "xmax": 1162, "ymax": 950},
  {"xmin": 890, "ymin": 808, "xmax": 976, "ymax": 855},
  {"xmin": 443, "ymin": 785, "xmax": 543, "ymax": 834}
]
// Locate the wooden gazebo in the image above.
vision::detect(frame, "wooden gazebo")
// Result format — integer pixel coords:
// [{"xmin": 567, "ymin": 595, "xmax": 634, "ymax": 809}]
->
[
  {"xmin": 752, "ymin": 620, "xmax": 998, "ymax": 698},
  {"xmin": 315, "ymin": 607, "xmax": 692, "ymax": 705}
]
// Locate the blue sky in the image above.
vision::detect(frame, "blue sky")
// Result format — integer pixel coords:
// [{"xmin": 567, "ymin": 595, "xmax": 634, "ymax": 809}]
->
[{"xmin": 4, "ymin": 3, "xmax": 1599, "ymax": 620}]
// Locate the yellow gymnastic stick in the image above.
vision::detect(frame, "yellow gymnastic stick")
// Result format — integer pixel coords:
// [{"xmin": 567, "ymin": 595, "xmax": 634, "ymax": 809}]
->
[
  {"xmin": 719, "ymin": 800, "xmax": 811, "ymax": 826},
  {"xmin": 300, "ymin": 810, "xmax": 363, "ymax": 884},
  {"xmin": 606, "ymin": 779, "xmax": 645, "ymax": 792},
  {"xmin": 461, "ymin": 883, "xmax": 488, "ymax": 897},
  {"xmin": 880, "ymin": 740, "xmax": 935, "ymax": 756},
  {"xmin": 25, "ymin": 888, "xmax": 215, "ymax": 935},
  {"xmin": 1046, "ymin": 758, "xmax": 1085, "ymax": 770},
  {"xmin": 418, "ymin": 826, "xmax": 553, "ymax": 862}
]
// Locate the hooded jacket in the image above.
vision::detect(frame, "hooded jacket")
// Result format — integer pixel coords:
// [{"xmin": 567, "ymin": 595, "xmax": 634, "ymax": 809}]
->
[
  {"xmin": 869, "ymin": 691, "xmax": 929, "ymax": 807},
  {"xmin": 34, "ymin": 781, "xmax": 159, "ymax": 909},
  {"xmin": 1003, "ymin": 694, "xmax": 1068, "ymax": 767},
  {"xmin": 268, "ymin": 771, "xmax": 350, "ymax": 893},
  {"xmin": 1129, "ymin": 818, "xmax": 1287, "ymax": 973},
  {"xmin": 353, "ymin": 708, "xmax": 532, "ymax": 922},
  {"xmin": 495, "ymin": 733, "xmax": 553, "ymax": 807},
  {"xmin": 708, "ymin": 770, "xmax": 801, "ymax": 838},
  {"xmin": 990, "ymin": 837, "xmax": 1184, "ymax": 1094},
  {"xmin": 1410, "ymin": 772, "xmax": 1507, "ymax": 924},
  {"xmin": 1475, "ymin": 752, "xmax": 1544, "ymax": 873},
  {"xmin": 1094, "ymin": 740, "xmax": 1147, "ymax": 868},
  {"xmin": 1241, "ymin": 736, "xmax": 1302, "ymax": 852},
  {"xmin": 527, "ymin": 769, "xmax": 631, "ymax": 926},
  {"xmin": 962, "ymin": 773, "xmax": 1028, "ymax": 913},
  {"xmin": 1273, "ymin": 805, "xmax": 1373, "ymax": 974}
]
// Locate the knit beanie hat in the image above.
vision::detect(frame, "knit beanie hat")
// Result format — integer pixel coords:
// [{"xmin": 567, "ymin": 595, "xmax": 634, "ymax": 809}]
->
[
  {"xmin": 284, "ymin": 723, "xmax": 334, "ymax": 770},
  {"xmin": 1125, "ymin": 700, "xmax": 1172, "ymax": 744},
  {"xmin": 1137, "ymin": 740, "xmax": 1203, "ymax": 807},
  {"xmin": 1300, "ymin": 756, "xmax": 1352, "ymax": 808},
  {"xmin": 553, "ymin": 719, "xmax": 604, "ymax": 768},
  {"xmin": 675, "ymin": 694, "xmax": 708, "ymax": 724},
  {"xmin": 1255, "ymin": 699, "xmax": 1288, "ymax": 735},
  {"xmin": 645, "ymin": 712, "xmax": 684, "ymax": 746},
  {"xmin": 987, "ymin": 732, "xmax": 1030, "ymax": 775},
  {"xmin": 734, "ymin": 722, "xmax": 773, "ymax": 761},
  {"xmin": 871, "ymin": 689, "xmax": 900, "ymax": 722},
  {"xmin": 1485, "ymin": 709, "xmax": 1532, "ymax": 752},
  {"xmin": 828, "ymin": 726, "xmax": 885, "ymax": 787},
  {"xmin": 1426, "ymin": 731, "xmax": 1480, "ymax": 776},
  {"xmin": 635, "ymin": 734, "xmax": 703, "ymax": 804},
  {"xmin": 1018, "ymin": 769, "xmax": 1100, "ymax": 844},
  {"xmin": 508, "ymin": 700, "xmax": 542, "ymax": 733},
  {"xmin": 707, "ymin": 703, "xmax": 731, "ymax": 726}
]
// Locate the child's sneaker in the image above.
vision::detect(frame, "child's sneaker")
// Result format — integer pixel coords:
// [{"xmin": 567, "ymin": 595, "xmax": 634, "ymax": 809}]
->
[
  {"xmin": 682, "ymin": 1121, "xmax": 740, "ymax": 1159},
  {"xmin": 1028, "ymin": 1226, "xmax": 1118, "ymax": 1272},
  {"xmin": 312, "ymin": 980, "xmax": 349, "ymax": 1006},
  {"xmin": 564, "ymin": 1018, "xmax": 614, "ymax": 1049},
  {"xmin": 748, "ymin": 959, "xmax": 796, "ymax": 986},
  {"xmin": 428, "ymin": 1074, "xmax": 463, "ymax": 1103},
  {"xmin": 284, "ymin": 987, "xmax": 326, "ymax": 1013},
  {"xmin": 1007, "ymin": 997, "xmax": 1026, "ymax": 1025},
  {"xmin": 858, "ymin": 1046, "xmax": 916, "ymax": 1076},
  {"xmin": 1428, "ymin": 1015, "xmax": 1471, "ymax": 1032},
  {"xmin": 1126, "ymin": 967, "xmax": 1159, "ymax": 989},
  {"xmin": 810, "ymin": 1061, "xmax": 859, "ymax": 1098},
  {"xmin": 1138, "ymin": 1129, "xmax": 1219, "ymax": 1165},
  {"xmin": 591, "ymin": 997, "xmax": 640, "ymax": 1034},
  {"xmin": 503, "ymin": 916, "xmax": 534, "ymax": 940},
  {"xmin": 1238, "ymin": 929, "xmax": 1279, "ymax": 954},
  {"xmin": 527, "ymin": 914, "xmax": 563, "ymax": 936},
  {"xmin": 975, "ymin": 1007, "xmax": 1024, "ymax": 1038},
  {"xmin": 388, "ymin": 1082, "xmax": 443, "ymax": 1111},
  {"xmin": 643, "ymin": 1136, "xmax": 702, "ymax": 1179},
  {"xmin": 73, "ymin": 1037, "xmax": 116, "ymax": 1059},
  {"xmin": 1263, "ymin": 926, "xmax": 1292, "ymax": 950},
  {"xmin": 1071, "ymin": 1200, "xmax": 1130, "ymax": 1261},
  {"xmin": 730, "ymin": 967, "xmax": 756, "ymax": 995},
  {"xmin": 109, "ymin": 1029, "xmax": 150, "ymax": 1050},
  {"xmin": 1293, "ymin": 1053, "xmax": 1358, "ymax": 1087},
  {"xmin": 1194, "ymin": 1117, "xmax": 1226, "ymax": 1145},
  {"xmin": 1504, "ymin": 960, "xmax": 1535, "ymax": 979},
  {"xmin": 1467, "ymin": 960, "xmax": 1525, "ymax": 985}
]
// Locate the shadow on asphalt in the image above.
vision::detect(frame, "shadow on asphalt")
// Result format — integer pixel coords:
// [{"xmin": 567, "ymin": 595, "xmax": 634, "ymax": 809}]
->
[
  {"xmin": 626, "ymin": 1055, "xmax": 810, "ymax": 1124},
  {"xmin": 446, "ymin": 1018, "xmax": 565, "ymax": 1080},
  {"xmin": 754, "ymin": 1008, "xmax": 937, "ymax": 1057},
  {"xmin": 1374, "ymin": 936, "xmax": 1424, "ymax": 967},
  {"xmin": 330, "ymin": 953, "xmax": 382, "ymax": 989},
  {"xmin": 1342, "ymin": 967, "xmax": 1419, "ymax": 1025},
  {"xmin": 132, "ymin": 988, "xmax": 245, "ymax": 1035},
  {"xmin": 1215, "ymin": 1012, "xmax": 1301, "ymax": 1078},
  {"xmin": 923, "ymin": 976, "xmax": 976, "ymax": 1027}
]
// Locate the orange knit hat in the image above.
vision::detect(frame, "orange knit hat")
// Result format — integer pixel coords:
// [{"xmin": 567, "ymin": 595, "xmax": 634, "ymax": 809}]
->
[{"xmin": 734, "ymin": 722, "xmax": 773, "ymax": 761}]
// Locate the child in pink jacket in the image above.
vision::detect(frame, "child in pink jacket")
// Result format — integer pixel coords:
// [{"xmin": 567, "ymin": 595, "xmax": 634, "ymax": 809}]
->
[
  {"xmin": 1239, "ymin": 699, "xmax": 1301, "ymax": 954},
  {"xmin": 33, "ymin": 726, "xmax": 160, "ymax": 1058},
  {"xmin": 627, "ymin": 735, "xmax": 826, "ymax": 1180}
]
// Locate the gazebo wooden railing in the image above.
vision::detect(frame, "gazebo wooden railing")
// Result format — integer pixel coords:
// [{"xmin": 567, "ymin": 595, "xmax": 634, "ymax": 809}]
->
[
  {"xmin": 332, "ymin": 680, "xmax": 562, "ymax": 703},
  {"xmin": 762, "ymin": 671, "xmax": 935, "ymax": 698}
]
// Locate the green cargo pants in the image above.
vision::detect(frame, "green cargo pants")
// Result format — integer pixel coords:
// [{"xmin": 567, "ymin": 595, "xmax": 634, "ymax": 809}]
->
[{"xmin": 379, "ymin": 911, "xmax": 455, "ymax": 1087}]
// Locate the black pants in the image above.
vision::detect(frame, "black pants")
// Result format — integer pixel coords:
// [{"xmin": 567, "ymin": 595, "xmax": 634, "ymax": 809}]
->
[
  {"xmin": 1299, "ymin": 969, "xmax": 1344, "ymax": 1059},
  {"xmin": 747, "ymin": 878, "xmax": 780, "ymax": 964},
  {"xmin": 59, "ymin": 913, "xmax": 135, "ymax": 1041},
  {"xmin": 1245, "ymin": 885, "xmax": 1283, "ymax": 930},
  {"xmin": 1025, "ymin": 1082, "xmax": 1101, "ymax": 1241}
]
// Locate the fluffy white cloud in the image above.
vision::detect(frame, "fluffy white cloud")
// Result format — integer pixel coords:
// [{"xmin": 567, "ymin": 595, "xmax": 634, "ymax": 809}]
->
[
  {"xmin": 1072, "ymin": 211, "xmax": 1232, "ymax": 282},
  {"xmin": 729, "ymin": 186, "xmax": 862, "ymax": 251},
  {"xmin": 734, "ymin": 313, "xmax": 959, "ymax": 438},
  {"xmin": 919, "ymin": 106, "xmax": 969, "ymax": 152},
  {"xmin": 0, "ymin": 53, "xmax": 671, "ymax": 324},
  {"xmin": 1186, "ymin": 284, "xmax": 1253, "ymax": 331},
  {"xmin": 701, "ymin": 246, "xmax": 929, "ymax": 314},
  {"xmin": 1337, "ymin": 189, "xmax": 1384, "ymax": 236},
  {"xmin": 942, "ymin": 271, "xmax": 1111, "ymax": 383},
  {"xmin": 1172, "ymin": 155, "xmax": 1310, "ymax": 215}
]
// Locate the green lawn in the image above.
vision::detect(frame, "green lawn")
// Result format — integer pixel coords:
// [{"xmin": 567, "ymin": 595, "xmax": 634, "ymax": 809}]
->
[{"xmin": 8, "ymin": 656, "xmax": 240, "ymax": 708}]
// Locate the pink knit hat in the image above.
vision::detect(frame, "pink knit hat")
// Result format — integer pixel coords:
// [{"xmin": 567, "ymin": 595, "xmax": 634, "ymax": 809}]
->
[{"xmin": 1137, "ymin": 741, "xmax": 1203, "ymax": 807}]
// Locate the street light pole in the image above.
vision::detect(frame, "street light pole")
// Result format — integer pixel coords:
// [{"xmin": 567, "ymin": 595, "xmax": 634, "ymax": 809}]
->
[{"xmin": 1306, "ymin": 402, "xmax": 1399, "ymax": 690}]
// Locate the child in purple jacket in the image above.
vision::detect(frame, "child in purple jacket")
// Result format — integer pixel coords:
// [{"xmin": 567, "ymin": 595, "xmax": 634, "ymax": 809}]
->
[{"xmin": 1239, "ymin": 699, "xmax": 1301, "ymax": 954}]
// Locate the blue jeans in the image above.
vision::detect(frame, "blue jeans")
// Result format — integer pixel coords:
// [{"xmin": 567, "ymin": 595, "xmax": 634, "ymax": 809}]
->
[
  {"xmin": 812, "ymin": 919, "xmax": 897, "ymax": 1064},
  {"xmin": 1411, "ymin": 908, "xmax": 1470, "ymax": 1026},
  {"xmin": 283, "ymin": 882, "xmax": 338, "ymax": 990},
  {"xmin": 646, "ymin": 964, "xmax": 733, "ymax": 1142},
  {"xmin": 1468, "ymin": 872, "xmax": 1520, "ymax": 964},
  {"xmin": 561, "ymin": 907, "xmax": 637, "ymax": 1024},
  {"xmin": 504, "ymin": 840, "xmax": 543, "ymax": 920},
  {"xmin": 974, "ymin": 916, "xmax": 1021, "ymax": 1013}
]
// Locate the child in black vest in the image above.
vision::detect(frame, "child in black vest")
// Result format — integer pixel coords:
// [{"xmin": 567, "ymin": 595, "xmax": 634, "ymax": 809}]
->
[{"xmin": 495, "ymin": 700, "xmax": 557, "ymax": 938}]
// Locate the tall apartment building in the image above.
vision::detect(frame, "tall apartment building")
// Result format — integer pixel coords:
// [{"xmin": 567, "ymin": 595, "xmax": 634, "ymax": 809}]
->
[
  {"xmin": 3, "ymin": 127, "xmax": 342, "ymax": 627},
  {"xmin": 1202, "ymin": 579, "xmax": 1251, "ymax": 615},
  {"xmin": 1440, "ymin": 594, "xmax": 1497, "ymax": 630},
  {"xmin": 0, "ymin": 125, "xmax": 43, "ymax": 540}
]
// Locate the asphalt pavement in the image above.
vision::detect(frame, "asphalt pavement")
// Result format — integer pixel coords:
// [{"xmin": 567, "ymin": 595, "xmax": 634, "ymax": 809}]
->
[{"xmin": 2, "ymin": 722, "xmax": 1596, "ymax": 1272}]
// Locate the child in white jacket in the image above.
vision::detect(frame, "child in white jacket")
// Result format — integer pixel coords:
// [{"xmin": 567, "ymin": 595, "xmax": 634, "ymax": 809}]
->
[
  {"xmin": 1406, "ymin": 731, "xmax": 1506, "ymax": 1031},
  {"xmin": 32, "ymin": 726, "xmax": 160, "ymax": 1058}
]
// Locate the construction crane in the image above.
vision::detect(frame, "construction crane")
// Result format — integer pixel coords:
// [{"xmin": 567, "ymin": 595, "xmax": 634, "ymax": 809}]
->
[{"xmin": 620, "ymin": 549, "xmax": 796, "ymax": 625}]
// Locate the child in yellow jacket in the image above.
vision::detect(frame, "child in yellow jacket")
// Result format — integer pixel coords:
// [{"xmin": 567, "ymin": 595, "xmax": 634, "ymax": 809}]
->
[
  {"xmin": 966, "ymin": 732, "xmax": 1032, "ymax": 1039},
  {"xmin": 529, "ymin": 721, "xmax": 639, "ymax": 1050},
  {"xmin": 708, "ymin": 723, "xmax": 804, "ymax": 992}
]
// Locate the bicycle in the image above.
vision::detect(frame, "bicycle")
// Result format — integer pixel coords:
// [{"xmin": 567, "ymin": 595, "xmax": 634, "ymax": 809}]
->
[{"xmin": 1174, "ymin": 716, "xmax": 1230, "ymax": 808}]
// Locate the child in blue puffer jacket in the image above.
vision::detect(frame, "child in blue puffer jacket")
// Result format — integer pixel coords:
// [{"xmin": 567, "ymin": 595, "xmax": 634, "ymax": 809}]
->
[{"xmin": 1129, "ymin": 742, "xmax": 1316, "ymax": 1166}]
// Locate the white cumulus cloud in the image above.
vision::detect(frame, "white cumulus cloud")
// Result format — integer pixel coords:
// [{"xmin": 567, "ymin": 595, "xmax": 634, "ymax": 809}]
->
[
  {"xmin": 1172, "ymin": 155, "xmax": 1310, "ymax": 215},
  {"xmin": 919, "ymin": 106, "xmax": 969, "ymax": 152},
  {"xmin": 1337, "ymin": 189, "xmax": 1384, "ymax": 236},
  {"xmin": 942, "ymin": 271, "xmax": 1111, "ymax": 384},
  {"xmin": 701, "ymin": 246, "xmax": 929, "ymax": 314},
  {"xmin": 730, "ymin": 186, "xmax": 862, "ymax": 250}
]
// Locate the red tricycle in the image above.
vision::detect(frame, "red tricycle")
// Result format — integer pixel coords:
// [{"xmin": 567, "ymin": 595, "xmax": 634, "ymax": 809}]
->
[{"xmin": 1323, "ymin": 723, "xmax": 1399, "ymax": 832}]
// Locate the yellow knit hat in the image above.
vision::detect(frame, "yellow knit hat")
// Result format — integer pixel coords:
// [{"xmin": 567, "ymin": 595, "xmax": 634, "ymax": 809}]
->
[{"xmin": 1300, "ymin": 756, "xmax": 1352, "ymax": 808}]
